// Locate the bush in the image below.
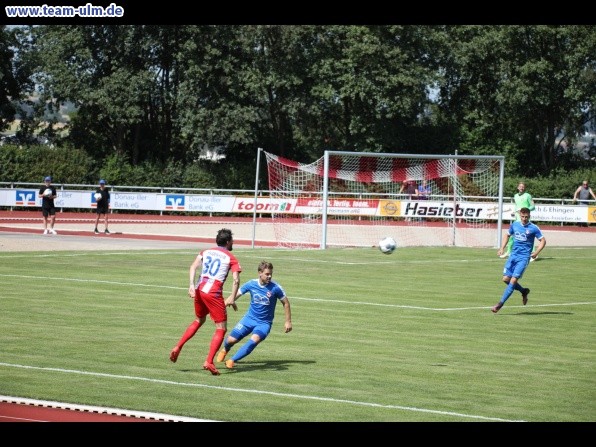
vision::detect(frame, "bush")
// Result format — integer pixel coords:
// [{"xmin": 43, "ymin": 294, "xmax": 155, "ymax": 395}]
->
[
  {"xmin": 502, "ymin": 167, "xmax": 596, "ymax": 201},
  {"xmin": 0, "ymin": 144, "xmax": 95, "ymax": 183},
  {"xmin": 3, "ymin": 145, "xmax": 596, "ymax": 200}
]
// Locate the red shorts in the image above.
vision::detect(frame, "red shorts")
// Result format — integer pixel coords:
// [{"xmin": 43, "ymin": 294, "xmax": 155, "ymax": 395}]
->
[{"xmin": 193, "ymin": 289, "xmax": 227, "ymax": 324}]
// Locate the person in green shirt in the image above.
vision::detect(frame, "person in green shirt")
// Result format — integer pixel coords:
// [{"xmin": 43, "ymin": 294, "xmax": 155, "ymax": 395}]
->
[{"xmin": 500, "ymin": 182, "xmax": 536, "ymax": 259}]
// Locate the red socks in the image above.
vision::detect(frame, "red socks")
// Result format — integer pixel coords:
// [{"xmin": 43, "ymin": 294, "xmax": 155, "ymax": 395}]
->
[
  {"xmin": 206, "ymin": 328, "xmax": 226, "ymax": 364},
  {"xmin": 177, "ymin": 320, "xmax": 201, "ymax": 349}
]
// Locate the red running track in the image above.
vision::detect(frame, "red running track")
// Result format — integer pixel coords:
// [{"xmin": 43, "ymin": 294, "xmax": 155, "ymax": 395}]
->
[
  {"xmin": 0, "ymin": 396, "xmax": 210, "ymax": 422},
  {"xmin": 0, "ymin": 402, "xmax": 158, "ymax": 422}
]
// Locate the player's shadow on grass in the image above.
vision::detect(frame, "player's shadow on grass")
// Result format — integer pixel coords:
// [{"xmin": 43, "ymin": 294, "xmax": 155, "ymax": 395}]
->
[
  {"xmin": 530, "ymin": 257, "xmax": 552, "ymax": 261},
  {"xmin": 179, "ymin": 360, "xmax": 315, "ymax": 374},
  {"xmin": 513, "ymin": 311, "xmax": 574, "ymax": 315},
  {"xmin": 224, "ymin": 359, "xmax": 316, "ymax": 373}
]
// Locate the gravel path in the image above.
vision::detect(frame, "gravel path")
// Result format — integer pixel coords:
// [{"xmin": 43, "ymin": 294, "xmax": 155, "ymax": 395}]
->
[{"xmin": 0, "ymin": 232, "xmax": 204, "ymax": 252}]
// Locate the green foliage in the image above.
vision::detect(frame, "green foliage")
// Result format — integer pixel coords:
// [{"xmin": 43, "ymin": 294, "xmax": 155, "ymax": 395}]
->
[
  {"xmin": 1, "ymin": 246, "xmax": 594, "ymax": 421},
  {"xmin": 98, "ymin": 153, "xmax": 136, "ymax": 185},
  {"xmin": 435, "ymin": 25, "xmax": 596, "ymax": 175},
  {"xmin": 0, "ymin": 145, "xmax": 24, "ymax": 181},
  {"xmin": 0, "ymin": 26, "xmax": 29, "ymax": 132},
  {"xmin": 0, "ymin": 144, "xmax": 94, "ymax": 183},
  {"xmin": 3, "ymin": 143, "xmax": 594, "ymax": 199},
  {"xmin": 182, "ymin": 162, "xmax": 219, "ymax": 189},
  {"xmin": 502, "ymin": 166, "xmax": 596, "ymax": 200},
  {"xmin": 98, "ymin": 154, "xmax": 221, "ymax": 189},
  {"xmin": 3, "ymin": 25, "xmax": 595, "ymax": 186}
]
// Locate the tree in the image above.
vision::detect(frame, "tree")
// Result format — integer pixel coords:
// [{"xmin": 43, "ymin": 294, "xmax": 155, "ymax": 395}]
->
[
  {"xmin": 25, "ymin": 25, "xmax": 192, "ymax": 165},
  {"xmin": 13, "ymin": 24, "xmax": 595, "ymax": 188},
  {"xmin": 299, "ymin": 25, "xmax": 440, "ymax": 157},
  {"xmin": 0, "ymin": 26, "xmax": 31, "ymax": 133},
  {"xmin": 435, "ymin": 25, "xmax": 596, "ymax": 175}
]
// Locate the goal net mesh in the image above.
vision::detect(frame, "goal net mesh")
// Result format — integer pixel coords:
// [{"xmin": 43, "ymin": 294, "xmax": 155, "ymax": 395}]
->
[{"xmin": 264, "ymin": 151, "xmax": 503, "ymax": 249}]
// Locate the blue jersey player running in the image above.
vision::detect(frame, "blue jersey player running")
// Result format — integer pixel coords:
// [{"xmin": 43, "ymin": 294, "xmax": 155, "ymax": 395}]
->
[
  {"xmin": 218, "ymin": 260, "xmax": 292, "ymax": 369},
  {"xmin": 493, "ymin": 207, "xmax": 546, "ymax": 313}
]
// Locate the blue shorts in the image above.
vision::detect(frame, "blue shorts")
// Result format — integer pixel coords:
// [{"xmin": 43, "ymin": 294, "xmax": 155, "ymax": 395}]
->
[
  {"xmin": 503, "ymin": 255, "xmax": 529, "ymax": 279},
  {"xmin": 229, "ymin": 315, "xmax": 272, "ymax": 341}
]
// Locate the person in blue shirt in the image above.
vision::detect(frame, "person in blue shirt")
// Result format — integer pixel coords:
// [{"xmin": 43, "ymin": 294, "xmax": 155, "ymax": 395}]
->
[
  {"xmin": 417, "ymin": 179, "xmax": 431, "ymax": 200},
  {"xmin": 500, "ymin": 182, "xmax": 536, "ymax": 259},
  {"xmin": 217, "ymin": 260, "xmax": 292, "ymax": 369},
  {"xmin": 493, "ymin": 207, "xmax": 546, "ymax": 313}
]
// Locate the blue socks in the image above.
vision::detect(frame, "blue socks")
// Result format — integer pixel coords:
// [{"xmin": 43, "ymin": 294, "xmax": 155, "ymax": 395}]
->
[
  {"xmin": 499, "ymin": 283, "xmax": 516, "ymax": 304},
  {"xmin": 231, "ymin": 339, "xmax": 258, "ymax": 362},
  {"xmin": 500, "ymin": 282, "xmax": 524, "ymax": 305},
  {"xmin": 513, "ymin": 282, "xmax": 524, "ymax": 292}
]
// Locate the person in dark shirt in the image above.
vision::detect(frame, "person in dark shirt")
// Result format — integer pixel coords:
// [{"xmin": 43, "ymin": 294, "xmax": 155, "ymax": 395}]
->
[
  {"xmin": 400, "ymin": 180, "xmax": 417, "ymax": 199},
  {"xmin": 38, "ymin": 176, "xmax": 57, "ymax": 235},
  {"xmin": 94, "ymin": 179, "xmax": 111, "ymax": 234}
]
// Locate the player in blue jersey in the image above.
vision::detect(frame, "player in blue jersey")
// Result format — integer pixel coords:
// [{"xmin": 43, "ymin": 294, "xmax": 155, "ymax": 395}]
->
[
  {"xmin": 493, "ymin": 207, "xmax": 546, "ymax": 313},
  {"xmin": 217, "ymin": 260, "xmax": 292, "ymax": 369}
]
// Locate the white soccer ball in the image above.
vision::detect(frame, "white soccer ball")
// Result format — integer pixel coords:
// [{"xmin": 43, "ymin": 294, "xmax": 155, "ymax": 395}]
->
[
  {"xmin": 43, "ymin": 188, "xmax": 52, "ymax": 197},
  {"xmin": 379, "ymin": 236, "xmax": 397, "ymax": 254},
  {"xmin": 94, "ymin": 192, "xmax": 102, "ymax": 201}
]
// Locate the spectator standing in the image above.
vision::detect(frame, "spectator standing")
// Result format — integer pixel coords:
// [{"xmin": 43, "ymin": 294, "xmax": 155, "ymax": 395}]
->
[
  {"xmin": 573, "ymin": 180, "xmax": 596, "ymax": 227},
  {"xmin": 38, "ymin": 176, "xmax": 57, "ymax": 235},
  {"xmin": 94, "ymin": 179, "xmax": 111, "ymax": 234},
  {"xmin": 217, "ymin": 260, "xmax": 292, "ymax": 370},
  {"xmin": 169, "ymin": 228, "xmax": 242, "ymax": 375},
  {"xmin": 573, "ymin": 180, "xmax": 596, "ymax": 205}
]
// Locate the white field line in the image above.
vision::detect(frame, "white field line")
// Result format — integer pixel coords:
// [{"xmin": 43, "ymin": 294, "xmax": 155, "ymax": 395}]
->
[
  {"xmin": 1, "ymin": 273, "xmax": 594, "ymax": 311},
  {"xmin": 0, "ymin": 364, "xmax": 523, "ymax": 422}
]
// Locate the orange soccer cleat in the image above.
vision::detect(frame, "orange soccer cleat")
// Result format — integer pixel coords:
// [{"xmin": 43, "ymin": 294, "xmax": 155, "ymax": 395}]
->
[{"xmin": 216, "ymin": 349, "xmax": 228, "ymax": 363}]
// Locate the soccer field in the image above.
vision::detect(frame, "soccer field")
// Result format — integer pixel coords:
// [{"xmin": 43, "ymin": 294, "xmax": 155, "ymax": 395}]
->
[{"xmin": 0, "ymin": 246, "xmax": 594, "ymax": 422}]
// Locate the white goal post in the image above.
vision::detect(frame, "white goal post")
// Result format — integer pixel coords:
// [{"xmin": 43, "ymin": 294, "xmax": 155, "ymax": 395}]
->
[{"xmin": 260, "ymin": 149, "xmax": 505, "ymax": 249}]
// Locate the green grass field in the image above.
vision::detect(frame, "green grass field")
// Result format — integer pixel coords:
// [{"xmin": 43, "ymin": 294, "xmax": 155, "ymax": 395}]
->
[{"xmin": 1, "ymin": 245, "xmax": 594, "ymax": 422}]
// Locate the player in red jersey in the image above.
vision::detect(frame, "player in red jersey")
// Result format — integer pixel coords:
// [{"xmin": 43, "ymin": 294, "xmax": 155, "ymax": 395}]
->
[{"xmin": 169, "ymin": 228, "xmax": 242, "ymax": 375}]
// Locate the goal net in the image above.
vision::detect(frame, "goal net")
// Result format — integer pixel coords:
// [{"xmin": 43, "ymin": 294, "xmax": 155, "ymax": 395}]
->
[{"xmin": 263, "ymin": 150, "xmax": 505, "ymax": 249}]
